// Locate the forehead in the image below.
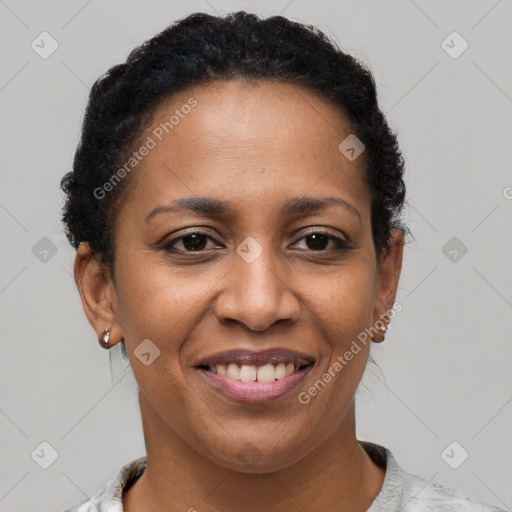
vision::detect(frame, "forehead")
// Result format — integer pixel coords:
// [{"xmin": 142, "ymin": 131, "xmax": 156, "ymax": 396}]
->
[
  {"xmin": 148, "ymin": 78, "xmax": 356, "ymax": 159},
  {"xmin": 118, "ymin": 78, "xmax": 370, "ymax": 221}
]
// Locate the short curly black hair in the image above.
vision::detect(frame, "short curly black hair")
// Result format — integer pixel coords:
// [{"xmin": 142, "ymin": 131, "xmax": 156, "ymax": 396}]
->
[{"xmin": 60, "ymin": 11, "xmax": 408, "ymax": 276}]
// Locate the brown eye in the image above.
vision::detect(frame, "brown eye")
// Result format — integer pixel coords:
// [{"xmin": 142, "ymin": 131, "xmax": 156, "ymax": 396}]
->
[
  {"xmin": 293, "ymin": 231, "xmax": 352, "ymax": 252},
  {"xmin": 163, "ymin": 231, "xmax": 222, "ymax": 253}
]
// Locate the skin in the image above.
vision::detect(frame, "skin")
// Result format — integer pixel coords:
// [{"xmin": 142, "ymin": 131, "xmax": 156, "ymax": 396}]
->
[{"xmin": 74, "ymin": 78, "xmax": 404, "ymax": 511}]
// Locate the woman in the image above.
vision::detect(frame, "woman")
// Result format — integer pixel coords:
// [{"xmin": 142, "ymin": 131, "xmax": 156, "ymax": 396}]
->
[{"xmin": 60, "ymin": 11, "xmax": 506, "ymax": 512}]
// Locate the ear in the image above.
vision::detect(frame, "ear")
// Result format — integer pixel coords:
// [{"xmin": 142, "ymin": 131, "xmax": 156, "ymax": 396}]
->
[
  {"xmin": 73, "ymin": 242, "xmax": 123, "ymax": 349},
  {"xmin": 371, "ymin": 229, "xmax": 404, "ymax": 342}
]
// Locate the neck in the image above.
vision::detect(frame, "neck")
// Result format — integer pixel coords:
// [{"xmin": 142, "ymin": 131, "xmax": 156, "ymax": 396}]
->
[{"xmin": 123, "ymin": 396, "xmax": 385, "ymax": 512}]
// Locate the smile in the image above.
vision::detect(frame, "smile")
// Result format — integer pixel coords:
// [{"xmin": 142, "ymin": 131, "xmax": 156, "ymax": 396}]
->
[{"xmin": 195, "ymin": 348, "xmax": 315, "ymax": 403}]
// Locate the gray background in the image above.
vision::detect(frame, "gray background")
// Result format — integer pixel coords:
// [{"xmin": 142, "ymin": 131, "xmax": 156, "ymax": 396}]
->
[{"xmin": 0, "ymin": 0, "xmax": 511, "ymax": 510}]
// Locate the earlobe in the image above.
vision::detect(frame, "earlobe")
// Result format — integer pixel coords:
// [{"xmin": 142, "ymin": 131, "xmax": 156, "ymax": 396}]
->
[{"xmin": 73, "ymin": 242, "xmax": 123, "ymax": 350}]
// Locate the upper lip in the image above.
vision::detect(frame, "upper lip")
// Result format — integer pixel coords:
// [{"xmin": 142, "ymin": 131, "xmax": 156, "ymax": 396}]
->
[{"xmin": 196, "ymin": 348, "xmax": 315, "ymax": 368}]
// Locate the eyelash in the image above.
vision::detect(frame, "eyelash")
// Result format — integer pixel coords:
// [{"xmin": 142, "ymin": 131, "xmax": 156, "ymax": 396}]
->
[{"xmin": 162, "ymin": 230, "xmax": 353, "ymax": 255}]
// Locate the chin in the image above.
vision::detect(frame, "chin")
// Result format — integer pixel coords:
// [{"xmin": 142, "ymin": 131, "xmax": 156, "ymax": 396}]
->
[{"xmin": 200, "ymin": 433, "xmax": 313, "ymax": 474}]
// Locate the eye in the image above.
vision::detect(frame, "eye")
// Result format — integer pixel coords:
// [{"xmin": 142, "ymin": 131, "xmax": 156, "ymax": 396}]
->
[
  {"xmin": 163, "ymin": 231, "xmax": 223, "ymax": 253},
  {"xmin": 292, "ymin": 231, "xmax": 352, "ymax": 252}
]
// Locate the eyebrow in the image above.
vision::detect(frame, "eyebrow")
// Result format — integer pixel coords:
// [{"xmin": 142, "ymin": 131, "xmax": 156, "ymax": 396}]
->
[{"xmin": 145, "ymin": 196, "xmax": 362, "ymax": 224}]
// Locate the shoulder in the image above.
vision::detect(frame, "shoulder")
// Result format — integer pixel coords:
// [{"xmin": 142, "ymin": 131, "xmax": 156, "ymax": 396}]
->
[
  {"xmin": 361, "ymin": 441, "xmax": 508, "ymax": 512},
  {"xmin": 401, "ymin": 470, "xmax": 508, "ymax": 512},
  {"xmin": 61, "ymin": 455, "xmax": 147, "ymax": 512}
]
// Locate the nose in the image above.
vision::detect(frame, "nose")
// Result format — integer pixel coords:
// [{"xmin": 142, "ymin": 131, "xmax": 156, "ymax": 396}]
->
[{"xmin": 214, "ymin": 244, "xmax": 301, "ymax": 332}]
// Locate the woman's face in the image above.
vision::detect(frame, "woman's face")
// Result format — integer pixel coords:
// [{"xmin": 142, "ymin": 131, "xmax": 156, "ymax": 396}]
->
[{"xmin": 78, "ymin": 78, "xmax": 403, "ymax": 472}]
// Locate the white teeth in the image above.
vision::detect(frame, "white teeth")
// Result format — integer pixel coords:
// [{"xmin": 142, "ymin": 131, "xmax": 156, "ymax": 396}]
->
[
  {"xmin": 257, "ymin": 364, "xmax": 276, "ymax": 383},
  {"xmin": 275, "ymin": 363, "xmax": 287, "ymax": 379},
  {"xmin": 239, "ymin": 365, "xmax": 257, "ymax": 382},
  {"xmin": 227, "ymin": 363, "xmax": 240, "ymax": 380},
  {"xmin": 210, "ymin": 362, "xmax": 307, "ymax": 382}
]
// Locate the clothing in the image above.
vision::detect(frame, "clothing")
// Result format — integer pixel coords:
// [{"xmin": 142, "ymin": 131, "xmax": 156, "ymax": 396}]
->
[{"xmin": 62, "ymin": 441, "xmax": 507, "ymax": 511}]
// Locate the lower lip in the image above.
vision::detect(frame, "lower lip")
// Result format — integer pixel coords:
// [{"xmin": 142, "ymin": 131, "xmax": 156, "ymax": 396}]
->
[{"xmin": 198, "ymin": 366, "xmax": 313, "ymax": 403}]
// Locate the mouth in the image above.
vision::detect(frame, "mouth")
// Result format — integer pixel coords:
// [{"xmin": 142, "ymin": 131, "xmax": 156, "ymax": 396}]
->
[
  {"xmin": 195, "ymin": 348, "xmax": 315, "ymax": 403},
  {"xmin": 197, "ymin": 361, "xmax": 312, "ymax": 382}
]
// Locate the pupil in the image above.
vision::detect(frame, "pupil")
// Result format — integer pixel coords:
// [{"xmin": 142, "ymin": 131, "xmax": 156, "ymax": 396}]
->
[
  {"xmin": 183, "ymin": 234, "xmax": 207, "ymax": 251},
  {"xmin": 307, "ymin": 233, "xmax": 328, "ymax": 250}
]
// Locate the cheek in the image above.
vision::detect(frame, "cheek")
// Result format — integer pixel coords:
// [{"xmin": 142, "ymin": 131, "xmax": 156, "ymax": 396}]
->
[
  {"xmin": 290, "ymin": 262, "xmax": 376, "ymax": 441},
  {"xmin": 304, "ymin": 259, "xmax": 377, "ymax": 343},
  {"xmin": 113, "ymin": 253, "xmax": 227, "ymax": 362},
  {"xmin": 301, "ymin": 259, "xmax": 376, "ymax": 397},
  {"xmin": 113, "ymin": 257, "xmax": 205, "ymax": 411}
]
